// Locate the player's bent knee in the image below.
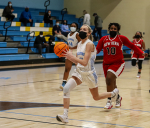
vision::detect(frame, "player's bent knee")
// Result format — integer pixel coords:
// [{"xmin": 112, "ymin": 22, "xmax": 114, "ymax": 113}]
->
[
  {"xmin": 63, "ymin": 86, "xmax": 70, "ymax": 98},
  {"xmin": 63, "ymin": 78, "xmax": 77, "ymax": 98},
  {"xmin": 92, "ymin": 96, "xmax": 99, "ymax": 101}
]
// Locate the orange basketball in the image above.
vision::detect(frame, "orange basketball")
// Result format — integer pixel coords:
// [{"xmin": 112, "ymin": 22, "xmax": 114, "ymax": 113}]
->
[{"xmin": 54, "ymin": 42, "xmax": 69, "ymax": 57}]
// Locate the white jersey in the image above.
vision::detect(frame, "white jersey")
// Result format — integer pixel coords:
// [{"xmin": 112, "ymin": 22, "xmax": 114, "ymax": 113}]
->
[
  {"xmin": 67, "ymin": 32, "xmax": 78, "ymax": 48},
  {"xmin": 72, "ymin": 39, "xmax": 98, "ymax": 88},
  {"xmin": 76, "ymin": 39, "xmax": 96, "ymax": 72}
]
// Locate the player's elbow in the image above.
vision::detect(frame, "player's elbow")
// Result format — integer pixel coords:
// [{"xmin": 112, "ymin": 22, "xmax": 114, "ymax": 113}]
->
[{"xmin": 82, "ymin": 61, "xmax": 88, "ymax": 66}]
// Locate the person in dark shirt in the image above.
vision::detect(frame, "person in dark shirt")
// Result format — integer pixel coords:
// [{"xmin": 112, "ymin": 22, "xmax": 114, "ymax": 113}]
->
[
  {"xmin": 34, "ymin": 31, "xmax": 50, "ymax": 55},
  {"xmin": 92, "ymin": 13, "xmax": 103, "ymax": 41},
  {"xmin": 19, "ymin": 7, "xmax": 33, "ymax": 26},
  {"xmin": 43, "ymin": 10, "xmax": 53, "ymax": 27},
  {"xmin": 2, "ymin": 1, "xmax": 15, "ymax": 21},
  {"xmin": 53, "ymin": 20, "xmax": 67, "ymax": 41}
]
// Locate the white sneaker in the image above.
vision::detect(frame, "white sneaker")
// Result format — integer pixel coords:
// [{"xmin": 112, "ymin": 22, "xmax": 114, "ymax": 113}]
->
[
  {"xmin": 115, "ymin": 96, "xmax": 122, "ymax": 108},
  {"xmin": 56, "ymin": 115, "xmax": 68, "ymax": 123},
  {"xmin": 111, "ymin": 88, "xmax": 119, "ymax": 102},
  {"xmin": 104, "ymin": 99, "xmax": 113, "ymax": 109},
  {"xmin": 136, "ymin": 73, "xmax": 141, "ymax": 78}
]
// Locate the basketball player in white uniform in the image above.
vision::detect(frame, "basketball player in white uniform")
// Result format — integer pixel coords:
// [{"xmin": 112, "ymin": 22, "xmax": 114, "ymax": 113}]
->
[
  {"xmin": 56, "ymin": 24, "xmax": 119, "ymax": 123},
  {"xmin": 60, "ymin": 23, "xmax": 81, "ymax": 89}
]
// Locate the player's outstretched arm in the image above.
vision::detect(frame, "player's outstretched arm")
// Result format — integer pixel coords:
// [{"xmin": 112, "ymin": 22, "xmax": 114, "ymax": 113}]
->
[
  {"xmin": 120, "ymin": 35, "xmax": 147, "ymax": 56},
  {"xmin": 63, "ymin": 42, "xmax": 93, "ymax": 66},
  {"xmin": 96, "ymin": 36, "xmax": 105, "ymax": 54}
]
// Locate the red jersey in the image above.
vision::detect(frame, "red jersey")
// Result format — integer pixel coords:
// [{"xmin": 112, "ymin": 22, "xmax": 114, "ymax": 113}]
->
[
  {"xmin": 133, "ymin": 39, "xmax": 143, "ymax": 49},
  {"xmin": 96, "ymin": 35, "xmax": 144, "ymax": 64}
]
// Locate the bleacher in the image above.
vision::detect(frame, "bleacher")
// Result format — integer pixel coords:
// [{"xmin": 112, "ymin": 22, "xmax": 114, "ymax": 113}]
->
[{"xmin": 0, "ymin": 5, "xmax": 149, "ymax": 66}]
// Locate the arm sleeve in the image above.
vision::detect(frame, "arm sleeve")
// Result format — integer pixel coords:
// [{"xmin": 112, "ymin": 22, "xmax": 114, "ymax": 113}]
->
[
  {"xmin": 96, "ymin": 36, "xmax": 105, "ymax": 54},
  {"xmin": 120, "ymin": 35, "xmax": 144, "ymax": 55}
]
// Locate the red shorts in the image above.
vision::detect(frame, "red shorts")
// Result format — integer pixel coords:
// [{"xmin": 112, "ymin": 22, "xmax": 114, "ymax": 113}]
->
[
  {"xmin": 132, "ymin": 53, "xmax": 145, "ymax": 60},
  {"xmin": 103, "ymin": 60, "xmax": 125, "ymax": 78}
]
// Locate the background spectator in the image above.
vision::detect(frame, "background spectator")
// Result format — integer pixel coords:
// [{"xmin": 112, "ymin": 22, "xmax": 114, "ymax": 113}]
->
[
  {"xmin": 19, "ymin": 7, "xmax": 33, "ymax": 26},
  {"xmin": 34, "ymin": 31, "xmax": 50, "ymax": 56},
  {"xmin": 92, "ymin": 13, "xmax": 103, "ymax": 41},
  {"xmin": 43, "ymin": 10, "xmax": 53, "ymax": 27},
  {"xmin": 48, "ymin": 35, "xmax": 55, "ymax": 53},
  {"xmin": 53, "ymin": 20, "xmax": 67, "ymax": 41},
  {"xmin": 61, "ymin": 20, "xmax": 70, "ymax": 37},
  {"xmin": 2, "ymin": 1, "xmax": 15, "ymax": 21},
  {"xmin": 83, "ymin": 10, "xmax": 90, "ymax": 26}
]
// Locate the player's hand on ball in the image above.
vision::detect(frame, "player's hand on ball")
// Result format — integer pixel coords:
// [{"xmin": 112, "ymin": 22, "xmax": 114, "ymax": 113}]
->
[{"xmin": 62, "ymin": 49, "xmax": 73, "ymax": 59}]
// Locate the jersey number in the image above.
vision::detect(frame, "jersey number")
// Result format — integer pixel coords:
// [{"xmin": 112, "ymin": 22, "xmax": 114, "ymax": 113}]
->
[
  {"xmin": 68, "ymin": 42, "xmax": 73, "ymax": 47},
  {"xmin": 106, "ymin": 47, "xmax": 116, "ymax": 55}
]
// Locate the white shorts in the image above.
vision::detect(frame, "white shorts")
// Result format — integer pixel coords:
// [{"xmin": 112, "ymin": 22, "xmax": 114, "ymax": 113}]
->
[{"xmin": 72, "ymin": 68, "xmax": 98, "ymax": 89}]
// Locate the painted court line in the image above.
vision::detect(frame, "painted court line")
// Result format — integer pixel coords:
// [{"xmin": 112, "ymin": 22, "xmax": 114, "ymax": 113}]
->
[{"xmin": 0, "ymin": 111, "xmax": 143, "ymax": 128}]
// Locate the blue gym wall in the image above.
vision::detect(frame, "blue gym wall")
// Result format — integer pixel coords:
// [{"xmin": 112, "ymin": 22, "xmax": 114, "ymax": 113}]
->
[{"xmin": 0, "ymin": 0, "xmax": 64, "ymax": 10}]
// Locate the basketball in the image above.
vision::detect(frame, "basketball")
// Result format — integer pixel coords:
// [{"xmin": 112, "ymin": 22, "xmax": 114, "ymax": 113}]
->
[{"xmin": 54, "ymin": 42, "xmax": 69, "ymax": 57}]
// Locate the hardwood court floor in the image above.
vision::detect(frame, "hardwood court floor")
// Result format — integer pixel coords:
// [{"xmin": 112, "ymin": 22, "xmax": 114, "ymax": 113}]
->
[{"xmin": 0, "ymin": 60, "xmax": 149, "ymax": 128}]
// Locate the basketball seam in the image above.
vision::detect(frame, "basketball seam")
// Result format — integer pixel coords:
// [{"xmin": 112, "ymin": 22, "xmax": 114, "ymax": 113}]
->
[
  {"xmin": 54, "ymin": 42, "xmax": 66, "ymax": 51},
  {"xmin": 56, "ymin": 44, "xmax": 68, "ymax": 55}
]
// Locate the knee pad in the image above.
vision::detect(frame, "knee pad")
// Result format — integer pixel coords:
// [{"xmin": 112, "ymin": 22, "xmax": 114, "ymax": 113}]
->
[
  {"xmin": 138, "ymin": 60, "xmax": 143, "ymax": 69},
  {"xmin": 132, "ymin": 59, "xmax": 136, "ymax": 66},
  {"xmin": 63, "ymin": 78, "xmax": 77, "ymax": 98}
]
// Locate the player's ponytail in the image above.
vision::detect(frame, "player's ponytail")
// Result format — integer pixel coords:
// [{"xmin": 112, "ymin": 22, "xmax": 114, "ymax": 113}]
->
[{"xmin": 89, "ymin": 34, "xmax": 93, "ymax": 42}]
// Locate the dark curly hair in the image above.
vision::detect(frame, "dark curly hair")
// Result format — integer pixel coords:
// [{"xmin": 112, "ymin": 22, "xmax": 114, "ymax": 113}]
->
[
  {"xmin": 133, "ymin": 31, "xmax": 143, "ymax": 39},
  {"xmin": 108, "ymin": 23, "xmax": 121, "ymax": 31},
  {"xmin": 71, "ymin": 22, "xmax": 78, "ymax": 29}
]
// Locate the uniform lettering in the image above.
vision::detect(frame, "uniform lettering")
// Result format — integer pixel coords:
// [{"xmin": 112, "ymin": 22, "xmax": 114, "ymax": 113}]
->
[{"xmin": 104, "ymin": 42, "xmax": 119, "ymax": 47}]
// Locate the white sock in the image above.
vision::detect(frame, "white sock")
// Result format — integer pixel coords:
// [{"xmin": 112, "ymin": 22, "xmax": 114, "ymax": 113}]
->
[{"xmin": 63, "ymin": 108, "xmax": 68, "ymax": 117}]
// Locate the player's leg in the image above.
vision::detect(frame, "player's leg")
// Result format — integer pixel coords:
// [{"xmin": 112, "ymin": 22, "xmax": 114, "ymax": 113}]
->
[
  {"xmin": 103, "ymin": 62, "xmax": 125, "ymax": 109},
  {"xmin": 115, "ymin": 80, "xmax": 122, "ymax": 108},
  {"xmin": 60, "ymin": 59, "xmax": 73, "ymax": 89},
  {"xmin": 56, "ymin": 76, "xmax": 82, "ymax": 123},
  {"xmin": 89, "ymin": 87, "xmax": 119, "ymax": 101},
  {"xmin": 137, "ymin": 60, "xmax": 143, "ymax": 78},
  {"xmin": 131, "ymin": 59, "xmax": 137, "ymax": 66},
  {"xmin": 104, "ymin": 71, "xmax": 117, "ymax": 109}
]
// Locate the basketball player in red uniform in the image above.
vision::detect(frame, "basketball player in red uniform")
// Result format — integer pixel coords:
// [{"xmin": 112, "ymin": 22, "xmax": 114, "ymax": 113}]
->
[
  {"xmin": 131, "ymin": 31, "xmax": 146, "ymax": 78},
  {"xmin": 96, "ymin": 23, "xmax": 147, "ymax": 109}
]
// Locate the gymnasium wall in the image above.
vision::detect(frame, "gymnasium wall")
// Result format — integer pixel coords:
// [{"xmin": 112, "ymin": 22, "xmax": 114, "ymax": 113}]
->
[
  {"xmin": 0, "ymin": 0, "xmax": 64, "ymax": 10},
  {"xmin": 99, "ymin": 0, "xmax": 150, "ymax": 49},
  {"xmin": 64, "ymin": 0, "xmax": 150, "ymax": 49},
  {"xmin": 64, "ymin": 0, "xmax": 91, "ymax": 18}
]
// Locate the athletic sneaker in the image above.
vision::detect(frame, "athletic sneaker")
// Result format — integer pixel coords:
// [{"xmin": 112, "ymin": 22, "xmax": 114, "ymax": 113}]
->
[
  {"xmin": 111, "ymin": 88, "xmax": 119, "ymax": 102},
  {"xmin": 136, "ymin": 73, "xmax": 141, "ymax": 78},
  {"xmin": 56, "ymin": 115, "xmax": 68, "ymax": 123},
  {"xmin": 115, "ymin": 96, "xmax": 122, "ymax": 108},
  {"xmin": 104, "ymin": 99, "xmax": 113, "ymax": 109},
  {"xmin": 60, "ymin": 81, "xmax": 66, "ymax": 90}
]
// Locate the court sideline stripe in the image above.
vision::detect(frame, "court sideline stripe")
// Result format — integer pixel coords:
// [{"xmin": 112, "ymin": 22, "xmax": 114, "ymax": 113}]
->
[{"xmin": 0, "ymin": 112, "xmax": 143, "ymax": 128}]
